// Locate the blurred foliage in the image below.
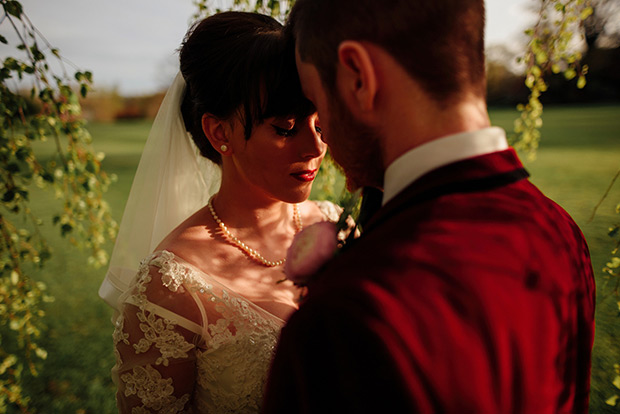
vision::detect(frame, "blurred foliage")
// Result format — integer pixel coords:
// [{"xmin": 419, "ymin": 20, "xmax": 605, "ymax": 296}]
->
[
  {"xmin": 0, "ymin": 0, "xmax": 117, "ymax": 411},
  {"xmin": 192, "ymin": 0, "xmax": 292, "ymax": 20},
  {"xmin": 513, "ymin": 0, "xmax": 593, "ymax": 159}
]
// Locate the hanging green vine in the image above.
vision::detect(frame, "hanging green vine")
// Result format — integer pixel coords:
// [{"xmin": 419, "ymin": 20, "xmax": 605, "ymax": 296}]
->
[
  {"xmin": 513, "ymin": 0, "xmax": 593, "ymax": 159},
  {"xmin": 0, "ymin": 1, "xmax": 117, "ymax": 411}
]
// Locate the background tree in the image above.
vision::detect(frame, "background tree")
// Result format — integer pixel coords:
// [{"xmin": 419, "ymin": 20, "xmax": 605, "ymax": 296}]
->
[{"xmin": 0, "ymin": 1, "xmax": 117, "ymax": 411}]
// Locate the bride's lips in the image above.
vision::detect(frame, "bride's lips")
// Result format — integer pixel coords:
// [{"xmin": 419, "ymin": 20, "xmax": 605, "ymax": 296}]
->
[{"xmin": 291, "ymin": 169, "xmax": 318, "ymax": 182}]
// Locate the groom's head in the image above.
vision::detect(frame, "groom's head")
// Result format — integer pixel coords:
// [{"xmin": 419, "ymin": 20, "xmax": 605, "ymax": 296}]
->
[{"xmin": 287, "ymin": 0, "xmax": 487, "ymax": 190}]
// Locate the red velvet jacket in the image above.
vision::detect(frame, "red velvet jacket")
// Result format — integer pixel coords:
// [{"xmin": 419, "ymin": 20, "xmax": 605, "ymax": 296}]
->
[{"xmin": 263, "ymin": 149, "xmax": 595, "ymax": 414}]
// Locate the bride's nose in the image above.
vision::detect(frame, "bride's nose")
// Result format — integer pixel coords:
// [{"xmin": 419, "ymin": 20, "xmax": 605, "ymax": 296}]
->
[{"xmin": 299, "ymin": 117, "xmax": 326, "ymax": 159}]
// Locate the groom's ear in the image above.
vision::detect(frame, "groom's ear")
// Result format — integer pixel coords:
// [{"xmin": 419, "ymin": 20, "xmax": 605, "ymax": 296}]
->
[
  {"xmin": 202, "ymin": 114, "xmax": 231, "ymax": 155},
  {"xmin": 337, "ymin": 41, "xmax": 378, "ymax": 114}
]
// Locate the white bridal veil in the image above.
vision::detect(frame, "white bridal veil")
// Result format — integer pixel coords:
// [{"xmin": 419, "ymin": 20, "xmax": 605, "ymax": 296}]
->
[{"xmin": 99, "ymin": 72, "xmax": 221, "ymax": 309}]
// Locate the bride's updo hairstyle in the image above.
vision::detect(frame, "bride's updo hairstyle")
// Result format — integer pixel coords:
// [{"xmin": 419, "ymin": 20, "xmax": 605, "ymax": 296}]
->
[{"xmin": 180, "ymin": 11, "xmax": 313, "ymax": 165}]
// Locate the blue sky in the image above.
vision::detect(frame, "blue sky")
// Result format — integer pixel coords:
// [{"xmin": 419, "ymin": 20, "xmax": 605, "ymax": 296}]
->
[{"xmin": 2, "ymin": 0, "xmax": 536, "ymax": 96}]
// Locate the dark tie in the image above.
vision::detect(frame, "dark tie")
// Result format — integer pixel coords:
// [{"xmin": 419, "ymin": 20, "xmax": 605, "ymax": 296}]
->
[{"xmin": 357, "ymin": 186, "xmax": 383, "ymax": 232}]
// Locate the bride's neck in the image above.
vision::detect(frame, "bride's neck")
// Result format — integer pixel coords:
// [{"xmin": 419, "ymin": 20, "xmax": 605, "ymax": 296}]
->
[{"xmin": 210, "ymin": 187, "xmax": 295, "ymax": 237}]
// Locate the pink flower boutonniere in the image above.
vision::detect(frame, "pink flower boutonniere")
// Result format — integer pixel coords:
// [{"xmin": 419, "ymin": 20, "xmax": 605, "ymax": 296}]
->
[
  {"xmin": 284, "ymin": 221, "xmax": 339, "ymax": 285},
  {"xmin": 283, "ymin": 191, "xmax": 361, "ymax": 289}
]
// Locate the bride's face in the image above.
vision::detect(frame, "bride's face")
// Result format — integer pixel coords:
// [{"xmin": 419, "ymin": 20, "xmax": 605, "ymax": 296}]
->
[{"xmin": 226, "ymin": 112, "xmax": 326, "ymax": 203}]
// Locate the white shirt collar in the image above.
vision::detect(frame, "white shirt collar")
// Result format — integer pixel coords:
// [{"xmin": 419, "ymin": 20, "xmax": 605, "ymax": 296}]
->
[{"xmin": 382, "ymin": 127, "xmax": 509, "ymax": 205}]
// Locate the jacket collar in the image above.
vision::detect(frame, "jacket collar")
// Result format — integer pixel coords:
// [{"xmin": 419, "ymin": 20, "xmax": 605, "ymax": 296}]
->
[
  {"xmin": 364, "ymin": 148, "xmax": 528, "ymax": 234},
  {"xmin": 383, "ymin": 127, "xmax": 509, "ymax": 206}
]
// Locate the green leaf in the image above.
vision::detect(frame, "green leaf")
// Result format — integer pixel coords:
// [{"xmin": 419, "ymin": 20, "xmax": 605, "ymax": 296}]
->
[
  {"xmin": 41, "ymin": 172, "xmax": 54, "ymax": 183},
  {"xmin": 4, "ymin": 1, "xmax": 23, "ymax": 18},
  {"xmin": 577, "ymin": 75, "xmax": 586, "ymax": 89},
  {"xmin": 0, "ymin": 355, "xmax": 18, "ymax": 375},
  {"xmin": 39, "ymin": 249, "xmax": 51, "ymax": 262},
  {"xmin": 0, "ymin": 35, "xmax": 7, "ymax": 45},
  {"xmin": 10, "ymin": 270, "xmax": 19, "ymax": 285},
  {"xmin": 580, "ymin": 7, "xmax": 593, "ymax": 21},
  {"xmin": 606, "ymin": 257, "xmax": 620, "ymax": 269},
  {"xmin": 34, "ymin": 347, "xmax": 48, "ymax": 360},
  {"xmin": 85, "ymin": 160, "xmax": 97, "ymax": 174},
  {"xmin": 564, "ymin": 68, "xmax": 577, "ymax": 80},
  {"xmin": 607, "ymin": 395, "xmax": 620, "ymax": 406},
  {"xmin": 7, "ymin": 162, "xmax": 20, "ymax": 173},
  {"xmin": 30, "ymin": 44, "xmax": 45, "ymax": 62},
  {"xmin": 60, "ymin": 223, "xmax": 73, "ymax": 236}
]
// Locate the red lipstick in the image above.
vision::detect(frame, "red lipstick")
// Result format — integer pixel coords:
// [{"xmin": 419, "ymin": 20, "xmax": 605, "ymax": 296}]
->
[{"xmin": 291, "ymin": 169, "xmax": 317, "ymax": 182}]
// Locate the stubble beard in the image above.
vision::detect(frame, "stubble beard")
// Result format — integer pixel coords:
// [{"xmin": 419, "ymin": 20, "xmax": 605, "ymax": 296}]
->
[{"xmin": 326, "ymin": 91, "xmax": 384, "ymax": 192}]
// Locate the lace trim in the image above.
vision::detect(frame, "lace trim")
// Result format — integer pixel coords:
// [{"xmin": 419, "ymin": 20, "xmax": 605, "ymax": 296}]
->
[
  {"xmin": 147, "ymin": 251, "xmax": 282, "ymax": 337},
  {"xmin": 133, "ymin": 309, "xmax": 196, "ymax": 366},
  {"xmin": 114, "ymin": 317, "xmax": 130, "ymax": 346},
  {"xmin": 113, "ymin": 317, "xmax": 130, "ymax": 366},
  {"xmin": 121, "ymin": 365, "xmax": 191, "ymax": 413},
  {"xmin": 127, "ymin": 262, "xmax": 196, "ymax": 367}
]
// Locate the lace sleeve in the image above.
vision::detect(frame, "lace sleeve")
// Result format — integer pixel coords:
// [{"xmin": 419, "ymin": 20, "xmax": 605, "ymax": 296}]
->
[{"xmin": 112, "ymin": 257, "xmax": 204, "ymax": 414}]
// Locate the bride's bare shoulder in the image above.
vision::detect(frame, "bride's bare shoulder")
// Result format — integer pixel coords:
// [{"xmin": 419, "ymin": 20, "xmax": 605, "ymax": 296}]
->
[{"xmin": 154, "ymin": 205, "xmax": 221, "ymax": 265}]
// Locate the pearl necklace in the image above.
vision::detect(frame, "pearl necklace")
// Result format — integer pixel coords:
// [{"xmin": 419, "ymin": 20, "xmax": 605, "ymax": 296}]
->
[{"xmin": 207, "ymin": 196, "xmax": 303, "ymax": 267}]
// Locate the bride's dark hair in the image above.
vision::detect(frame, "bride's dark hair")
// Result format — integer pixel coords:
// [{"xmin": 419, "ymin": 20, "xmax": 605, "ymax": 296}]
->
[{"xmin": 180, "ymin": 11, "xmax": 313, "ymax": 164}]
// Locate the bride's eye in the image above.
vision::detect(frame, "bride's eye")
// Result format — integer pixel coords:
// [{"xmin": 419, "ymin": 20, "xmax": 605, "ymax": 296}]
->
[
  {"xmin": 314, "ymin": 117, "xmax": 322, "ymax": 135},
  {"xmin": 272, "ymin": 124, "xmax": 297, "ymax": 137}
]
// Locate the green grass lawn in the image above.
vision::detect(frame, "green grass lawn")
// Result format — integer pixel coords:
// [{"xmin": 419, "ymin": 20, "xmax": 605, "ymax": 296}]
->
[
  {"xmin": 12, "ymin": 105, "xmax": 620, "ymax": 413},
  {"xmin": 491, "ymin": 104, "xmax": 620, "ymax": 413}
]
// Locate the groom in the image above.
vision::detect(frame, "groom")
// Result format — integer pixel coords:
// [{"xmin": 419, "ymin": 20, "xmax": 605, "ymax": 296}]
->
[{"xmin": 263, "ymin": 0, "xmax": 595, "ymax": 413}]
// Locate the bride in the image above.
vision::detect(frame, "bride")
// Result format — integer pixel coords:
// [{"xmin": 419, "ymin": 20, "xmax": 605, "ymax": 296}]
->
[{"xmin": 99, "ymin": 11, "xmax": 339, "ymax": 413}]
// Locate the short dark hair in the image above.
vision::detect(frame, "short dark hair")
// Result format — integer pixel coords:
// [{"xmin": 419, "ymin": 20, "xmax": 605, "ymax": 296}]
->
[
  {"xmin": 287, "ymin": 0, "xmax": 487, "ymax": 103},
  {"xmin": 180, "ymin": 11, "xmax": 314, "ymax": 164}
]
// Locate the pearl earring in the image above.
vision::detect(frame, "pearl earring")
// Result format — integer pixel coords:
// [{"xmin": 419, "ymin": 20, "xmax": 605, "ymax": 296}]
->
[{"xmin": 220, "ymin": 144, "xmax": 228, "ymax": 152}]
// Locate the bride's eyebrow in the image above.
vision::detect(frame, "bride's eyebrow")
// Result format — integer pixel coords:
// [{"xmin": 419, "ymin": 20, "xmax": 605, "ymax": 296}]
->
[{"xmin": 272, "ymin": 116, "xmax": 297, "ymax": 124}]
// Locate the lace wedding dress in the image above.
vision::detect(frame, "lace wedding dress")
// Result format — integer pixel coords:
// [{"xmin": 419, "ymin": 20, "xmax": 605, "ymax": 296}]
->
[{"xmin": 112, "ymin": 201, "xmax": 342, "ymax": 414}]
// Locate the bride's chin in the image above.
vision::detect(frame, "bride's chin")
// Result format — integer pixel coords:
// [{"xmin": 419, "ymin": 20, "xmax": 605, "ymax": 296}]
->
[{"xmin": 276, "ymin": 188, "xmax": 312, "ymax": 205}]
